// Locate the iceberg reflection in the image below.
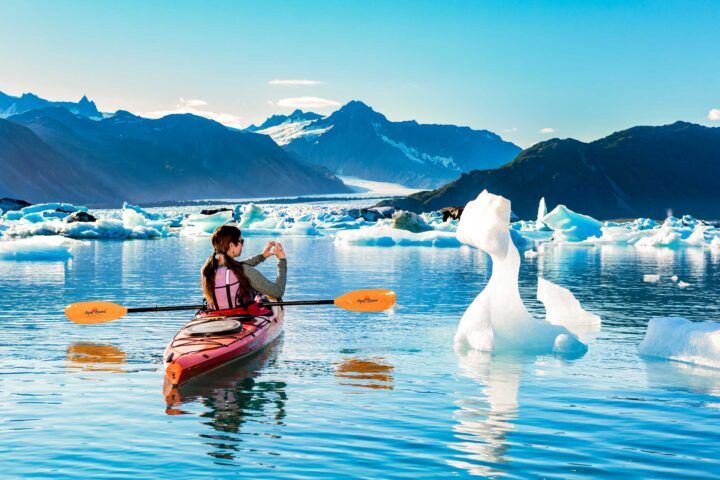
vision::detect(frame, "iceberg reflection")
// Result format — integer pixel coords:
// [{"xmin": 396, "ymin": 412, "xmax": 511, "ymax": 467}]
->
[{"xmin": 448, "ymin": 351, "xmax": 522, "ymax": 477}]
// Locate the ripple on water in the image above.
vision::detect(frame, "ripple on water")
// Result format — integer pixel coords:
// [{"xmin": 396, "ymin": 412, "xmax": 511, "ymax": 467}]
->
[{"xmin": 1, "ymin": 237, "xmax": 720, "ymax": 477}]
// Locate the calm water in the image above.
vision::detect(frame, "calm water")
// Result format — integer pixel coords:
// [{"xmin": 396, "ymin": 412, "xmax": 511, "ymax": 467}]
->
[{"xmin": 2, "ymin": 236, "xmax": 720, "ymax": 478}]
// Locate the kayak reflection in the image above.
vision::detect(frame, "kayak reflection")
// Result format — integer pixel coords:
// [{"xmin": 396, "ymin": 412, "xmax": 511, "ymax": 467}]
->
[
  {"xmin": 335, "ymin": 357, "xmax": 394, "ymax": 391},
  {"xmin": 163, "ymin": 339, "xmax": 287, "ymax": 460},
  {"xmin": 66, "ymin": 342, "xmax": 127, "ymax": 373},
  {"xmin": 448, "ymin": 351, "xmax": 522, "ymax": 477}
]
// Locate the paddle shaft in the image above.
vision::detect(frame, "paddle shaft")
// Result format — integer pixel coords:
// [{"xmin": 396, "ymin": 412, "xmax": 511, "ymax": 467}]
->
[{"xmin": 126, "ymin": 300, "xmax": 335, "ymax": 313}]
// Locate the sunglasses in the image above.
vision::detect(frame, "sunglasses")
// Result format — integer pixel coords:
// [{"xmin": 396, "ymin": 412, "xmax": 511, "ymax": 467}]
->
[{"xmin": 238, "ymin": 239, "xmax": 245, "ymax": 246}]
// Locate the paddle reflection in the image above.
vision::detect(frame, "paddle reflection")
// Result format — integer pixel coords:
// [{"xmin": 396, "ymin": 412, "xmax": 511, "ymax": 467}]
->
[
  {"xmin": 66, "ymin": 342, "xmax": 127, "ymax": 373},
  {"xmin": 448, "ymin": 351, "xmax": 522, "ymax": 477},
  {"xmin": 335, "ymin": 357, "xmax": 394, "ymax": 391},
  {"xmin": 163, "ymin": 340, "xmax": 286, "ymax": 462}
]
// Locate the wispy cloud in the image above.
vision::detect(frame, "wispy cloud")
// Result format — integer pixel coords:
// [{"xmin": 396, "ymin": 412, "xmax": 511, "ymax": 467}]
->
[
  {"xmin": 269, "ymin": 79, "xmax": 323, "ymax": 86},
  {"xmin": 276, "ymin": 96, "xmax": 341, "ymax": 109},
  {"xmin": 182, "ymin": 98, "xmax": 208, "ymax": 107},
  {"xmin": 539, "ymin": 127, "xmax": 555, "ymax": 134},
  {"xmin": 141, "ymin": 98, "xmax": 243, "ymax": 129},
  {"xmin": 708, "ymin": 108, "xmax": 720, "ymax": 121},
  {"xmin": 502, "ymin": 127, "xmax": 518, "ymax": 133}
]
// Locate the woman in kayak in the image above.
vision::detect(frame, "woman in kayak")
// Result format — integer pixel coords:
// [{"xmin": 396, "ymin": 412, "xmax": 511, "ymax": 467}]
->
[{"xmin": 201, "ymin": 225, "xmax": 287, "ymax": 309}]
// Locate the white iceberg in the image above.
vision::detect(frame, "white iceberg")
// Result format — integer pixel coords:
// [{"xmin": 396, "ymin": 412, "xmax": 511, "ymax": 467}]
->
[
  {"xmin": 542, "ymin": 205, "xmax": 603, "ymax": 242},
  {"xmin": 535, "ymin": 197, "xmax": 549, "ymax": 230},
  {"xmin": 181, "ymin": 211, "xmax": 232, "ymax": 235},
  {"xmin": 639, "ymin": 317, "xmax": 720, "ymax": 369},
  {"xmin": 454, "ymin": 190, "xmax": 588, "ymax": 355},
  {"xmin": 537, "ymin": 277, "xmax": 601, "ymax": 339},
  {"xmin": 0, "ymin": 236, "xmax": 86, "ymax": 260}
]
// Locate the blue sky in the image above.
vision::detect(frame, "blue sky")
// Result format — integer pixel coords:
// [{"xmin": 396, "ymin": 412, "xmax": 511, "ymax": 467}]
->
[{"xmin": 1, "ymin": 0, "xmax": 718, "ymax": 147}]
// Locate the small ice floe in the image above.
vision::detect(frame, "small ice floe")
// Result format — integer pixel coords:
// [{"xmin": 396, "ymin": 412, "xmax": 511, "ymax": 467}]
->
[
  {"xmin": 678, "ymin": 281, "xmax": 690, "ymax": 288},
  {"xmin": 542, "ymin": 204, "xmax": 603, "ymax": 242},
  {"xmin": 643, "ymin": 274, "xmax": 660, "ymax": 283},
  {"xmin": 391, "ymin": 211, "xmax": 432, "ymax": 233},
  {"xmin": 454, "ymin": 190, "xmax": 590, "ymax": 355},
  {"xmin": 181, "ymin": 211, "xmax": 233, "ymax": 235},
  {"xmin": 335, "ymin": 225, "xmax": 461, "ymax": 247},
  {"xmin": 0, "ymin": 236, "xmax": 85, "ymax": 260},
  {"xmin": 670, "ymin": 275, "xmax": 679, "ymax": 282},
  {"xmin": 639, "ymin": 317, "xmax": 720, "ymax": 369}
]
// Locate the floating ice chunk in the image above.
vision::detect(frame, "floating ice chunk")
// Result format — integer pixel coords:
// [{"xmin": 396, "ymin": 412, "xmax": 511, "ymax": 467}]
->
[
  {"xmin": 678, "ymin": 281, "xmax": 690, "ymax": 288},
  {"xmin": 4, "ymin": 211, "xmax": 23, "ymax": 221},
  {"xmin": 524, "ymin": 249, "xmax": 539, "ymax": 259},
  {"xmin": 711, "ymin": 237, "xmax": 720, "ymax": 250},
  {"xmin": 671, "ymin": 275, "xmax": 679, "ymax": 282},
  {"xmin": 122, "ymin": 208, "xmax": 148, "ymax": 228},
  {"xmin": 454, "ymin": 190, "xmax": 587, "ymax": 355},
  {"xmin": 181, "ymin": 211, "xmax": 232, "ymax": 234},
  {"xmin": 635, "ymin": 226, "xmax": 684, "ymax": 248},
  {"xmin": 391, "ymin": 211, "xmax": 432, "ymax": 233},
  {"xmin": 542, "ymin": 205, "xmax": 602, "ymax": 242},
  {"xmin": 335, "ymin": 225, "xmax": 461, "ymax": 247},
  {"xmin": 237, "ymin": 203, "xmax": 265, "ymax": 228},
  {"xmin": 4, "ymin": 217, "xmax": 167, "ymax": 239},
  {"xmin": 639, "ymin": 317, "xmax": 720, "ymax": 369},
  {"xmin": 20, "ymin": 203, "xmax": 88, "ymax": 215},
  {"xmin": 537, "ymin": 277, "xmax": 601, "ymax": 339},
  {"xmin": 684, "ymin": 225, "xmax": 710, "ymax": 246},
  {"xmin": 122, "ymin": 202, "xmax": 161, "ymax": 220},
  {"xmin": 643, "ymin": 274, "xmax": 660, "ymax": 283},
  {"xmin": 535, "ymin": 197, "xmax": 549, "ymax": 230},
  {"xmin": 0, "ymin": 236, "xmax": 85, "ymax": 260}
]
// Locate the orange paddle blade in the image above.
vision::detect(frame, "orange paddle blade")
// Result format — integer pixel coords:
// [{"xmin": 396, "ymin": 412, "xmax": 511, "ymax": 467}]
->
[
  {"xmin": 334, "ymin": 289, "xmax": 396, "ymax": 312},
  {"xmin": 65, "ymin": 301, "xmax": 128, "ymax": 324}
]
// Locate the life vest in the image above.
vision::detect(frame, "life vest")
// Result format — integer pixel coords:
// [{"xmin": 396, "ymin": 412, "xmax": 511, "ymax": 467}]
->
[{"xmin": 212, "ymin": 266, "xmax": 258, "ymax": 310}]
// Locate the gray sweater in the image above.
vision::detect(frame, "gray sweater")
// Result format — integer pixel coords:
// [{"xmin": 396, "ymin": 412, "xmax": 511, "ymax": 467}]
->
[{"xmin": 241, "ymin": 254, "xmax": 287, "ymax": 298}]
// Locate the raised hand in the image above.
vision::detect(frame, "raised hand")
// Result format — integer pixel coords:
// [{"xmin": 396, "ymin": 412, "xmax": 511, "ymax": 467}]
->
[
  {"xmin": 274, "ymin": 242, "xmax": 286, "ymax": 260},
  {"xmin": 262, "ymin": 241, "xmax": 276, "ymax": 259}
]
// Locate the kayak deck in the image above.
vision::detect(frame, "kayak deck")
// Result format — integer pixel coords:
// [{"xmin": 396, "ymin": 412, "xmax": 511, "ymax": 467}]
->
[{"xmin": 163, "ymin": 305, "xmax": 284, "ymax": 386}]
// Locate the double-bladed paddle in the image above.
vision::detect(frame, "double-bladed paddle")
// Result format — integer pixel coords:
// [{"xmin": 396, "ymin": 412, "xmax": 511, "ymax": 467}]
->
[{"xmin": 65, "ymin": 289, "xmax": 397, "ymax": 324}]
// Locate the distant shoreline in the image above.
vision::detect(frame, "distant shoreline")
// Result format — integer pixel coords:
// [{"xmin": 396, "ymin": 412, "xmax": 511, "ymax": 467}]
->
[{"xmin": 138, "ymin": 194, "xmax": 407, "ymax": 209}]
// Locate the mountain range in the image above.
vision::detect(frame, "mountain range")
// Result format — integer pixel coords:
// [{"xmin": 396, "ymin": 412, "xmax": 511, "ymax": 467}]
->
[
  {"xmin": 380, "ymin": 121, "xmax": 720, "ymax": 219},
  {"xmin": 0, "ymin": 104, "xmax": 349, "ymax": 206},
  {"xmin": 0, "ymin": 92, "xmax": 101, "ymax": 119},
  {"xmin": 247, "ymin": 101, "xmax": 521, "ymax": 188}
]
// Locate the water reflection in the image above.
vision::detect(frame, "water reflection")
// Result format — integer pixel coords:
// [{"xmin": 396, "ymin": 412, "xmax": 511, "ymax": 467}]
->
[
  {"xmin": 163, "ymin": 340, "xmax": 286, "ymax": 462},
  {"xmin": 644, "ymin": 357, "xmax": 720, "ymax": 398},
  {"xmin": 66, "ymin": 342, "xmax": 127, "ymax": 373},
  {"xmin": 335, "ymin": 357, "xmax": 394, "ymax": 391},
  {"xmin": 449, "ymin": 351, "xmax": 523, "ymax": 477}
]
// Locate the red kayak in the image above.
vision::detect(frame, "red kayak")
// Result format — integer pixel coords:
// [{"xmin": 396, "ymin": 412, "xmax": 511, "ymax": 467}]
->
[{"xmin": 163, "ymin": 303, "xmax": 284, "ymax": 386}]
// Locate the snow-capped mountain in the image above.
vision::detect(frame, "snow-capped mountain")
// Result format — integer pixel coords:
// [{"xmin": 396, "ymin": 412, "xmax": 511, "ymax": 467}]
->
[
  {"xmin": 0, "ymin": 91, "xmax": 101, "ymax": 119},
  {"xmin": 249, "ymin": 101, "xmax": 521, "ymax": 188},
  {"xmin": 2, "ymin": 107, "xmax": 349, "ymax": 206},
  {"xmin": 245, "ymin": 109, "xmax": 323, "ymax": 133}
]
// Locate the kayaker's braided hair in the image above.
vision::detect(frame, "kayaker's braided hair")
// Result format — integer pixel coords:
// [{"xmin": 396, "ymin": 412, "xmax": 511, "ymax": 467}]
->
[{"xmin": 201, "ymin": 225, "xmax": 254, "ymax": 309}]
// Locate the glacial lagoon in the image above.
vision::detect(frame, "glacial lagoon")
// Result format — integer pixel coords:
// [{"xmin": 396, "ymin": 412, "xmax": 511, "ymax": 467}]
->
[{"xmin": 2, "ymin": 220, "xmax": 720, "ymax": 477}]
